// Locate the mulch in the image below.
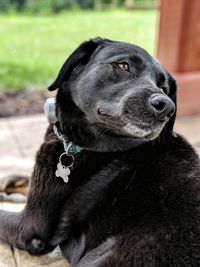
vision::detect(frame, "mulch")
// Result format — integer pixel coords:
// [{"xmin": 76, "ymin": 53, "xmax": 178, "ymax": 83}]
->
[{"xmin": 0, "ymin": 91, "xmax": 52, "ymax": 118}]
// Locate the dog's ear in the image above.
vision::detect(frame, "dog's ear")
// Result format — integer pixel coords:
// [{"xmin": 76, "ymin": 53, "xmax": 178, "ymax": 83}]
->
[
  {"xmin": 48, "ymin": 38, "xmax": 109, "ymax": 91},
  {"xmin": 165, "ymin": 72, "xmax": 177, "ymax": 134}
]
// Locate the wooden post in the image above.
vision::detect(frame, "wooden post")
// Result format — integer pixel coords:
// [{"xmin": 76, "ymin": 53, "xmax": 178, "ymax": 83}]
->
[{"xmin": 157, "ymin": 0, "xmax": 200, "ymax": 116}]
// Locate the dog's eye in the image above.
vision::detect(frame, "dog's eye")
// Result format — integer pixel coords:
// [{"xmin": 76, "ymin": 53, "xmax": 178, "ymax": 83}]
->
[{"xmin": 115, "ymin": 62, "xmax": 129, "ymax": 71}]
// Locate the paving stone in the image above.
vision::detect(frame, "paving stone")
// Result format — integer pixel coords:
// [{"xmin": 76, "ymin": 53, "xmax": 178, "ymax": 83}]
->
[
  {"xmin": 6, "ymin": 114, "xmax": 48, "ymax": 159},
  {"xmin": 175, "ymin": 115, "xmax": 200, "ymax": 155},
  {"xmin": 0, "ymin": 156, "xmax": 34, "ymax": 178},
  {"xmin": 0, "ymin": 241, "xmax": 16, "ymax": 267},
  {"xmin": 175, "ymin": 115, "xmax": 200, "ymax": 145},
  {"xmin": 0, "ymin": 120, "xmax": 18, "ymax": 156},
  {"xmin": 0, "ymin": 201, "xmax": 25, "ymax": 212},
  {"xmin": 14, "ymin": 246, "xmax": 70, "ymax": 267},
  {"xmin": 0, "ymin": 120, "xmax": 23, "ymax": 177},
  {"xmin": 0, "ymin": 115, "xmax": 47, "ymax": 177}
]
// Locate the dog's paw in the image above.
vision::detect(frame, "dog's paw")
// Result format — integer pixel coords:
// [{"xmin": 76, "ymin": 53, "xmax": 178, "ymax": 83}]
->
[{"xmin": 26, "ymin": 237, "xmax": 55, "ymax": 255}]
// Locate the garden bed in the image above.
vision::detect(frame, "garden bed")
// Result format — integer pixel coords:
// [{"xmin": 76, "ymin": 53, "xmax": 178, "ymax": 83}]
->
[{"xmin": 0, "ymin": 90, "xmax": 50, "ymax": 118}]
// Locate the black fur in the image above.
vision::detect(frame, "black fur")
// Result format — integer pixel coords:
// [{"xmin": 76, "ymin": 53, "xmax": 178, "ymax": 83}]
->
[{"xmin": 0, "ymin": 38, "xmax": 200, "ymax": 266}]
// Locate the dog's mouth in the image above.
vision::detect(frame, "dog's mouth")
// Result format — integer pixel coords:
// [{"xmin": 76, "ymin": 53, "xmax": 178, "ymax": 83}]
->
[
  {"xmin": 95, "ymin": 110, "xmax": 167, "ymax": 141},
  {"xmin": 94, "ymin": 92, "xmax": 174, "ymax": 141}
]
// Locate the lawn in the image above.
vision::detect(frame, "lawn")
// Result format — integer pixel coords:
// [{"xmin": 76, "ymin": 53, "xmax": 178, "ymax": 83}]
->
[{"xmin": 0, "ymin": 9, "xmax": 158, "ymax": 92}]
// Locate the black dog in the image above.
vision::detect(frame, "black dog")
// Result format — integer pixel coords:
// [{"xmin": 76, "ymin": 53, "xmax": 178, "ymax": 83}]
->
[{"xmin": 0, "ymin": 38, "xmax": 200, "ymax": 266}]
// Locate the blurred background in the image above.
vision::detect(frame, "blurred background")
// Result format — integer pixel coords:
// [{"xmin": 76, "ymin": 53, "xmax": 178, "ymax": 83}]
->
[
  {"xmin": 0, "ymin": 0, "xmax": 159, "ymax": 117},
  {"xmin": 0, "ymin": 0, "xmax": 199, "ymax": 116},
  {"xmin": 0, "ymin": 0, "xmax": 157, "ymax": 92},
  {"xmin": 0, "ymin": 1, "xmax": 199, "ymax": 265}
]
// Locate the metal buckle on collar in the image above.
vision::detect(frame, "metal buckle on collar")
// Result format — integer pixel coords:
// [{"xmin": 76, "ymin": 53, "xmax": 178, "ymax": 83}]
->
[{"xmin": 53, "ymin": 124, "xmax": 82, "ymax": 155}]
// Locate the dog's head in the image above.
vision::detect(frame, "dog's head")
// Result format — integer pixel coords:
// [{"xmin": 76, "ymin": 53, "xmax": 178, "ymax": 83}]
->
[{"xmin": 48, "ymin": 38, "xmax": 176, "ymax": 152}]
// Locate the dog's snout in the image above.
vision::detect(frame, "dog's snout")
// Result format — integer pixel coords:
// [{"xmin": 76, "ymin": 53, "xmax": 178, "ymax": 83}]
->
[{"xmin": 149, "ymin": 94, "xmax": 175, "ymax": 120}]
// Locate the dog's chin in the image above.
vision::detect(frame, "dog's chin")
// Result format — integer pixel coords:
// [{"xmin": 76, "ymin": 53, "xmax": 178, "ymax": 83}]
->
[
  {"xmin": 121, "ymin": 122, "xmax": 165, "ymax": 141},
  {"xmin": 94, "ymin": 116, "xmax": 165, "ymax": 141},
  {"xmin": 84, "ymin": 118, "xmax": 168, "ymax": 152}
]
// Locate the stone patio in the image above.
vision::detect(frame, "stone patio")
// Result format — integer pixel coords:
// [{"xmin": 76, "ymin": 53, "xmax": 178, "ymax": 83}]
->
[
  {"xmin": 0, "ymin": 114, "xmax": 200, "ymax": 266},
  {"xmin": 0, "ymin": 115, "xmax": 69, "ymax": 267}
]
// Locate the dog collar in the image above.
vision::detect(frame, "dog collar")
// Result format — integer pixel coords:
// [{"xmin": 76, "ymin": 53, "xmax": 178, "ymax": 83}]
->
[
  {"xmin": 53, "ymin": 122, "xmax": 83, "ymax": 183},
  {"xmin": 53, "ymin": 122, "xmax": 83, "ymax": 154}
]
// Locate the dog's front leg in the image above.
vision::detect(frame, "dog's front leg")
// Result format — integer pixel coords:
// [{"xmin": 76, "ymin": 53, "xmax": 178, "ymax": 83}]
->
[
  {"xmin": 50, "ymin": 159, "xmax": 129, "ymax": 246},
  {"xmin": 0, "ymin": 126, "xmax": 71, "ymax": 255}
]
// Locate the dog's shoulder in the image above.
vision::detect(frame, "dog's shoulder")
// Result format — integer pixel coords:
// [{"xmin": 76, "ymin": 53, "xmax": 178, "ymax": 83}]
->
[
  {"xmin": 140, "ymin": 133, "xmax": 200, "ymax": 175},
  {"xmin": 35, "ymin": 125, "xmax": 63, "ymax": 165},
  {"xmin": 157, "ymin": 133, "xmax": 200, "ymax": 178}
]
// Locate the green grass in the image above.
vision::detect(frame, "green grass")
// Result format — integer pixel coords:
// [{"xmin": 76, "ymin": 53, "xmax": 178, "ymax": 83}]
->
[{"xmin": 0, "ymin": 9, "xmax": 158, "ymax": 92}]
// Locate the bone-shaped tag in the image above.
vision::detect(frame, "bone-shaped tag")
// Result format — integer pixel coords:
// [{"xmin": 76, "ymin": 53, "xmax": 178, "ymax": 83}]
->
[{"xmin": 55, "ymin": 162, "xmax": 70, "ymax": 183}]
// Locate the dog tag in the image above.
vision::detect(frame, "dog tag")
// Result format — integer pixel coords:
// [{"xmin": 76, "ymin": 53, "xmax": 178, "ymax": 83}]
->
[{"xmin": 55, "ymin": 162, "xmax": 70, "ymax": 183}]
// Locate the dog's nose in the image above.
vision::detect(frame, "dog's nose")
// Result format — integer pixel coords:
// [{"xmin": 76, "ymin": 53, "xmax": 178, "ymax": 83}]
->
[{"xmin": 148, "ymin": 94, "xmax": 175, "ymax": 120}]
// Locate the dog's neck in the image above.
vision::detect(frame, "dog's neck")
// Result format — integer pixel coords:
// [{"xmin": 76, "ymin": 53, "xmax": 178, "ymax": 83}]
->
[
  {"xmin": 53, "ymin": 122, "xmax": 83, "ymax": 155},
  {"xmin": 57, "ymin": 118, "xmax": 148, "ymax": 153}
]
